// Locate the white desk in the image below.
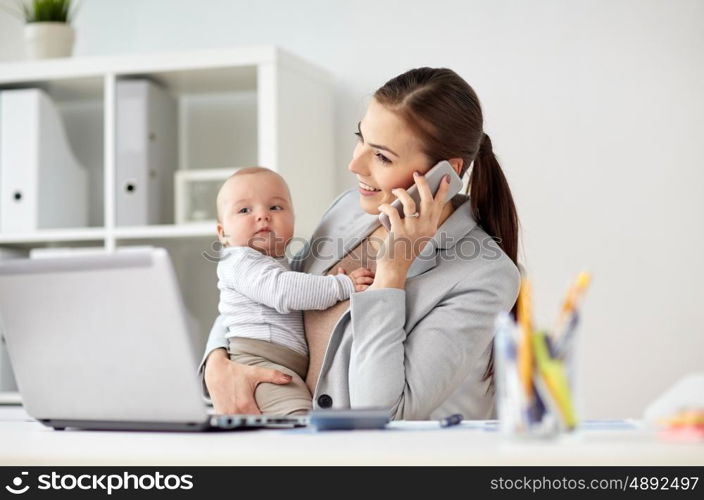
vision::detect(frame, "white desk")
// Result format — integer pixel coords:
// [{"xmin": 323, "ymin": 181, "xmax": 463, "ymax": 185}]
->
[{"xmin": 0, "ymin": 407, "xmax": 701, "ymax": 466}]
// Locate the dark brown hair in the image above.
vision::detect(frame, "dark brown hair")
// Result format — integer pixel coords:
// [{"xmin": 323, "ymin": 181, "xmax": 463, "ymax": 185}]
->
[{"xmin": 374, "ymin": 67, "xmax": 520, "ymax": 380}]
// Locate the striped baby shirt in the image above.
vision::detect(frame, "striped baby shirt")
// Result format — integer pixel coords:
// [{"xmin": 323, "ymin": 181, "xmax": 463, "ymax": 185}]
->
[{"xmin": 217, "ymin": 246, "xmax": 355, "ymax": 356}]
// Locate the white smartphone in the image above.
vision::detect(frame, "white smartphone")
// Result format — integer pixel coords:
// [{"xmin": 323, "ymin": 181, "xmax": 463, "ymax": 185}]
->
[{"xmin": 378, "ymin": 160, "xmax": 464, "ymax": 231}]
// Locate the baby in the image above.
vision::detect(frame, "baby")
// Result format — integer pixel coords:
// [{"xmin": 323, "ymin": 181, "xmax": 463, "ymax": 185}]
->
[{"xmin": 215, "ymin": 166, "xmax": 374, "ymax": 415}]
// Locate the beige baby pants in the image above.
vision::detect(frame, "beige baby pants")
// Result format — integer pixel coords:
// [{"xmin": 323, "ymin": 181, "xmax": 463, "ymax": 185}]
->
[{"xmin": 227, "ymin": 337, "xmax": 312, "ymax": 416}]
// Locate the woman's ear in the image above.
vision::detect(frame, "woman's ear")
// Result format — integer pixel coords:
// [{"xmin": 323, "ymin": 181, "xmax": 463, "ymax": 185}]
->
[{"xmin": 448, "ymin": 158, "xmax": 464, "ymax": 177}]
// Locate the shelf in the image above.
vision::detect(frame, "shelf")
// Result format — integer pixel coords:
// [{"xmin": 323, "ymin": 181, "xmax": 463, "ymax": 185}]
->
[
  {"xmin": 0, "ymin": 228, "xmax": 106, "ymax": 245},
  {"xmin": 130, "ymin": 66, "xmax": 257, "ymax": 94},
  {"xmin": 0, "ymin": 45, "xmax": 335, "ymax": 348},
  {"xmin": 0, "ymin": 224, "xmax": 221, "ymax": 245},
  {"xmin": 0, "ymin": 76, "xmax": 104, "ymax": 101},
  {"xmin": 114, "ymin": 223, "xmax": 215, "ymax": 240},
  {"xmin": 0, "ymin": 46, "xmax": 331, "ymax": 90}
]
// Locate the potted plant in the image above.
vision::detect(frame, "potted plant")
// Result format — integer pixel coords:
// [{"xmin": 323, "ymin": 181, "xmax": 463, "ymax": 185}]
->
[{"xmin": 5, "ymin": 0, "xmax": 80, "ymax": 59}]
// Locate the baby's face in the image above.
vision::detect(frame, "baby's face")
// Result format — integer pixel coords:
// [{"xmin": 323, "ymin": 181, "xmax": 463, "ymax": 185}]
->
[{"xmin": 216, "ymin": 172, "xmax": 294, "ymax": 258}]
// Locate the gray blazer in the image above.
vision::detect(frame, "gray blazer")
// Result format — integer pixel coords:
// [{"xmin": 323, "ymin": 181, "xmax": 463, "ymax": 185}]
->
[{"xmin": 200, "ymin": 188, "xmax": 520, "ymax": 420}]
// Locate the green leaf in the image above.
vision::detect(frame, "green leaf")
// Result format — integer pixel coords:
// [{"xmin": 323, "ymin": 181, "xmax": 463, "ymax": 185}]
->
[{"xmin": 19, "ymin": 0, "xmax": 78, "ymax": 24}]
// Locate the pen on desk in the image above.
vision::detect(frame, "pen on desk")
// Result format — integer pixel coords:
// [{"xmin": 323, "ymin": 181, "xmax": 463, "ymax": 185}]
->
[{"xmin": 439, "ymin": 414, "xmax": 463, "ymax": 427}]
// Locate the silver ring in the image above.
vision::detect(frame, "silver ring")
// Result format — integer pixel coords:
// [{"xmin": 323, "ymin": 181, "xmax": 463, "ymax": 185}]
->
[{"xmin": 407, "ymin": 212, "xmax": 420, "ymax": 218}]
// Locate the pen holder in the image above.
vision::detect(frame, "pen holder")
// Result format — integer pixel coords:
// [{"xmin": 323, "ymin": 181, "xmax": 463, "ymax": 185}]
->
[{"xmin": 494, "ymin": 312, "xmax": 579, "ymax": 439}]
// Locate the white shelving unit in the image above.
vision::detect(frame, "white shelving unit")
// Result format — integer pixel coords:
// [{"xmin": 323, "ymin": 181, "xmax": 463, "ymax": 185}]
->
[{"xmin": 0, "ymin": 46, "xmax": 336, "ymax": 346}]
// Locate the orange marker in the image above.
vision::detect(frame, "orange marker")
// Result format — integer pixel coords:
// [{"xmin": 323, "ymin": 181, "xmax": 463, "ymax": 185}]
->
[{"xmin": 517, "ymin": 277, "xmax": 534, "ymax": 399}]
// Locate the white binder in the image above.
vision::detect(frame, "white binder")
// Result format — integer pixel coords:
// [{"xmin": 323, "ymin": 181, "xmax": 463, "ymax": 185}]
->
[
  {"xmin": 0, "ymin": 89, "xmax": 88, "ymax": 232},
  {"xmin": 116, "ymin": 80, "xmax": 177, "ymax": 226},
  {"xmin": 0, "ymin": 248, "xmax": 23, "ymax": 392}
]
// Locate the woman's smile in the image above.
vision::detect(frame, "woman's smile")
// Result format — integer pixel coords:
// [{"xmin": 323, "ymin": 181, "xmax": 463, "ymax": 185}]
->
[{"xmin": 358, "ymin": 180, "xmax": 381, "ymax": 195}]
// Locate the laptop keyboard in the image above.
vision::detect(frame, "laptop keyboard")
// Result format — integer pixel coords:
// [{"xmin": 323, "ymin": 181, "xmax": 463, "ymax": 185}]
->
[{"xmin": 209, "ymin": 414, "xmax": 308, "ymax": 429}]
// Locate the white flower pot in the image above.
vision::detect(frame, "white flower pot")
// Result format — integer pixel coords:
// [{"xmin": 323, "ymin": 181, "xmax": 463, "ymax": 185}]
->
[{"xmin": 24, "ymin": 22, "xmax": 75, "ymax": 60}]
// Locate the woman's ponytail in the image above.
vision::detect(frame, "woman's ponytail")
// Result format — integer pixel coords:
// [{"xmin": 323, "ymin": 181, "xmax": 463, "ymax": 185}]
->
[{"xmin": 468, "ymin": 133, "xmax": 519, "ymax": 270}]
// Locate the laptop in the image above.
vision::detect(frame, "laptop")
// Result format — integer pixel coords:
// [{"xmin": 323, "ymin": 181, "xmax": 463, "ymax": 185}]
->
[{"xmin": 0, "ymin": 247, "xmax": 307, "ymax": 431}]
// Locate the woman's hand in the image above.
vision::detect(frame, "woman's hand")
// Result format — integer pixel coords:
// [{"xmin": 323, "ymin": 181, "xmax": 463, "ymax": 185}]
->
[
  {"xmin": 374, "ymin": 172, "xmax": 451, "ymax": 289},
  {"xmin": 203, "ymin": 348, "xmax": 292, "ymax": 414}
]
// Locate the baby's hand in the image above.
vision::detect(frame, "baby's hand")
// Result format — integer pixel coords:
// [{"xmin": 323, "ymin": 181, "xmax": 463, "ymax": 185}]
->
[{"xmin": 338, "ymin": 267, "xmax": 375, "ymax": 292}]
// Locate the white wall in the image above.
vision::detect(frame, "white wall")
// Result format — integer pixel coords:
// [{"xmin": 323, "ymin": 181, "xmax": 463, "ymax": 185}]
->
[{"xmin": 1, "ymin": 0, "xmax": 702, "ymax": 419}]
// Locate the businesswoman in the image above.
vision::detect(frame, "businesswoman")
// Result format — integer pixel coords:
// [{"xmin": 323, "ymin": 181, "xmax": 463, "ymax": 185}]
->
[{"xmin": 201, "ymin": 67, "xmax": 520, "ymax": 419}]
